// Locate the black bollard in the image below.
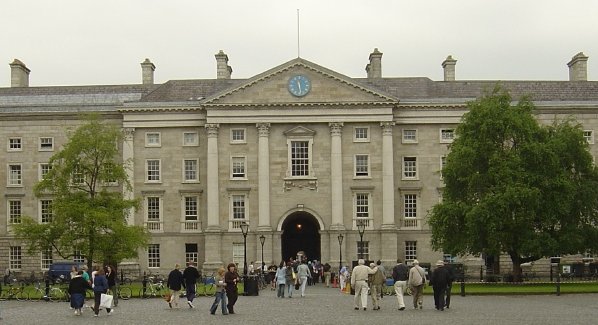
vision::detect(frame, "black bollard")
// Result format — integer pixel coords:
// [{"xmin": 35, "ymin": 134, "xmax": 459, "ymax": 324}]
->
[
  {"xmin": 460, "ymin": 280, "xmax": 465, "ymax": 297},
  {"xmin": 556, "ymin": 272, "xmax": 561, "ymax": 296},
  {"xmin": 44, "ymin": 275, "xmax": 50, "ymax": 301},
  {"xmin": 142, "ymin": 272, "xmax": 148, "ymax": 298}
]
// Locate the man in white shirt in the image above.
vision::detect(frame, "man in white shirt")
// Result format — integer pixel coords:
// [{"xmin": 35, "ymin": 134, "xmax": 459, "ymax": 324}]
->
[{"xmin": 350, "ymin": 259, "xmax": 378, "ymax": 310}]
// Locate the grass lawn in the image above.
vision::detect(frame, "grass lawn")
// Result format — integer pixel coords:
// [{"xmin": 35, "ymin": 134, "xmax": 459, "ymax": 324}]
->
[{"xmin": 441, "ymin": 282, "xmax": 598, "ymax": 295}]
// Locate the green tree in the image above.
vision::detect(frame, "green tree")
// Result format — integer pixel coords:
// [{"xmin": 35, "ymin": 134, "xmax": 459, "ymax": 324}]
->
[
  {"xmin": 429, "ymin": 86, "xmax": 598, "ymax": 282},
  {"xmin": 14, "ymin": 115, "xmax": 148, "ymax": 270}
]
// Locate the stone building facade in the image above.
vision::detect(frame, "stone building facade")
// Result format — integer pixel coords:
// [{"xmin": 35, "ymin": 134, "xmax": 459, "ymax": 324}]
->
[{"xmin": 1, "ymin": 50, "xmax": 597, "ymax": 278}]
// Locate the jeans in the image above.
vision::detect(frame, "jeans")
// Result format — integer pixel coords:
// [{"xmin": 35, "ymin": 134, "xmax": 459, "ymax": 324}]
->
[
  {"xmin": 210, "ymin": 290, "xmax": 228, "ymax": 314},
  {"xmin": 277, "ymin": 284, "xmax": 286, "ymax": 297},
  {"xmin": 287, "ymin": 280, "xmax": 294, "ymax": 297}
]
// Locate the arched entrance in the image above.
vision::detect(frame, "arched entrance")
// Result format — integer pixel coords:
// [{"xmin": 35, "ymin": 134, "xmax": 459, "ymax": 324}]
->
[{"xmin": 281, "ymin": 211, "xmax": 321, "ymax": 262}]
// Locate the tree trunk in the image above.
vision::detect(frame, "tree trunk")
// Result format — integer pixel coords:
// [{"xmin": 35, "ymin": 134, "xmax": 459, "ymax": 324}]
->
[{"xmin": 509, "ymin": 252, "xmax": 523, "ymax": 282}]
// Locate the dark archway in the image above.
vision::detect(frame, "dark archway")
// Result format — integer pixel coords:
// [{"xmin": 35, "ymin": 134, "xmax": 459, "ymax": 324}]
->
[{"xmin": 281, "ymin": 211, "xmax": 321, "ymax": 262}]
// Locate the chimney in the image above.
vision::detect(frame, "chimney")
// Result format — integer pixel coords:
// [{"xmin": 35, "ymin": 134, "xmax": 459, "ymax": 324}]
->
[
  {"xmin": 215, "ymin": 50, "xmax": 232, "ymax": 79},
  {"xmin": 442, "ymin": 55, "xmax": 457, "ymax": 81},
  {"xmin": 365, "ymin": 48, "xmax": 383, "ymax": 78},
  {"xmin": 567, "ymin": 52, "xmax": 588, "ymax": 81},
  {"xmin": 10, "ymin": 59, "xmax": 30, "ymax": 87},
  {"xmin": 140, "ymin": 58, "xmax": 156, "ymax": 85}
]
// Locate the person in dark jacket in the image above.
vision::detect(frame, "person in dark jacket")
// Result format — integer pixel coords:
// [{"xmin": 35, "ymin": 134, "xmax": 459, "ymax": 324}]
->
[
  {"xmin": 68, "ymin": 271, "xmax": 92, "ymax": 316},
  {"xmin": 445, "ymin": 264, "xmax": 456, "ymax": 309},
  {"xmin": 93, "ymin": 269, "xmax": 112, "ymax": 316},
  {"xmin": 224, "ymin": 263, "xmax": 240, "ymax": 314},
  {"xmin": 105, "ymin": 265, "xmax": 118, "ymax": 307},
  {"xmin": 430, "ymin": 260, "xmax": 451, "ymax": 311},
  {"xmin": 167, "ymin": 264, "xmax": 185, "ymax": 309},
  {"xmin": 182, "ymin": 261, "xmax": 201, "ymax": 308},
  {"xmin": 392, "ymin": 258, "xmax": 409, "ymax": 310}
]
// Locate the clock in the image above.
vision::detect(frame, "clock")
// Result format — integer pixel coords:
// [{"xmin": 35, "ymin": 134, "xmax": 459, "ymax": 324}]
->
[{"xmin": 288, "ymin": 75, "xmax": 311, "ymax": 97}]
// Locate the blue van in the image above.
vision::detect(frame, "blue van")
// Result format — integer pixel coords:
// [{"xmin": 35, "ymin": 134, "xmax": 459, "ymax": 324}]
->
[{"xmin": 48, "ymin": 262, "xmax": 83, "ymax": 282}]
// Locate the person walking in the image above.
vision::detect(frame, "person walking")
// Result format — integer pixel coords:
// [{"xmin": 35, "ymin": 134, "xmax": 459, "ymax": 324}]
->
[
  {"xmin": 224, "ymin": 263, "xmax": 240, "ymax": 314},
  {"xmin": 376, "ymin": 260, "xmax": 385, "ymax": 299},
  {"xmin": 166, "ymin": 264, "xmax": 185, "ymax": 309},
  {"xmin": 68, "ymin": 270, "xmax": 92, "ymax": 316},
  {"xmin": 92, "ymin": 269, "xmax": 113, "ymax": 317},
  {"xmin": 284, "ymin": 261, "xmax": 295, "ymax": 298},
  {"xmin": 339, "ymin": 265, "xmax": 349, "ymax": 292},
  {"xmin": 275, "ymin": 261, "xmax": 287, "ymax": 298},
  {"xmin": 182, "ymin": 261, "xmax": 201, "ymax": 308},
  {"xmin": 368, "ymin": 262, "xmax": 385, "ymax": 310},
  {"xmin": 105, "ymin": 265, "xmax": 118, "ymax": 307},
  {"xmin": 296, "ymin": 259, "xmax": 311, "ymax": 297},
  {"xmin": 323, "ymin": 263, "xmax": 331, "ymax": 287},
  {"xmin": 351, "ymin": 259, "xmax": 378, "ymax": 310},
  {"xmin": 408, "ymin": 260, "xmax": 426, "ymax": 310},
  {"xmin": 392, "ymin": 258, "xmax": 409, "ymax": 310},
  {"xmin": 210, "ymin": 267, "xmax": 228, "ymax": 315},
  {"xmin": 430, "ymin": 260, "xmax": 451, "ymax": 311}
]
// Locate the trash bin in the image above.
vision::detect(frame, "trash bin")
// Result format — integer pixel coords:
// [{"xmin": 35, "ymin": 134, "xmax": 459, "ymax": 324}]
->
[{"xmin": 244, "ymin": 275, "xmax": 259, "ymax": 296}]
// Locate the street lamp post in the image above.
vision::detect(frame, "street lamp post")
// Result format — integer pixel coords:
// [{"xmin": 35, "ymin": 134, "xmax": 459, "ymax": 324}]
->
[
  {"xmin": 337, "ymin": 233, "xmax": 344, "ymax": 272},
  {"xmin": 259, "ymin": 235, "xmax": 266, "ymax": 275},
  {"xmin": 357, "ymin": 221, "xmax": 366, "ymax": 260},
  {"xmin": 240, "ymin": 222, "xmax": 249, "ymax": 295}
]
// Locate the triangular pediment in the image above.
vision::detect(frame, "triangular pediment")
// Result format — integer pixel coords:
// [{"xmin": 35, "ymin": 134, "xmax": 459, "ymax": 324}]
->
[
  {"xmin": 283, "ymin": 126, "xmax": 316, "ymax": 137},
  {"xmin": 202, "ymin": 58, "xmax": 398, "ymax": 107}
]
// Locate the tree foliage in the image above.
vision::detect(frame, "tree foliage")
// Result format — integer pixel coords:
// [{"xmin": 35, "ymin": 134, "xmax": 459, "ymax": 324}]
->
[
  {"xmin": 429, "ymin": 86, "xmax": 598, "ymax": 281},
  {"xmin": 14, "ymin": 115, "xmax": 148, "ymax": 269}
]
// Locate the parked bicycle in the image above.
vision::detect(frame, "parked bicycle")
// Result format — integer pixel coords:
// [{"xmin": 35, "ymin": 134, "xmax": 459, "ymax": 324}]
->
[
  {"xmin": 197, "ymin": 275, "xmax": 216, "ymax": 296},
  {"xmin": 141, "ymin": 275, "xmax": 167, "ymax": 298},
  {"xmin": 0, "ymin": 279, "xmax": 28, "ymax": 301}
]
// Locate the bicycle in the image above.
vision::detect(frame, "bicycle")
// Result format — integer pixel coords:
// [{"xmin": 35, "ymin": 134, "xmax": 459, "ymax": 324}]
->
[
  {"xmin": 0, "ymin": 279, "xmax": 28, "ymax": 301},
  {"xmin": 26, "ymin": 281, "xmax": 50, "ymax": 301},
  {"xmin": 141, "ymin": 275, "xmax": 167, "ymax": 298},
  {"xmin": 197, "ymin": 275, "xmax": 216, "ymax": 297},
  {"xmin": 110, "ymin": 285, "xmax": 132, "ymax": 300}
]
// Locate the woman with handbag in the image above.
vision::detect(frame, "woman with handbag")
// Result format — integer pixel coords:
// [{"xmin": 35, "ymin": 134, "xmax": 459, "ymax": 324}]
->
[
  {"xmin": 284, "ymin": 261, "xmax": 295, "ymax": 298},
  {"xmin": 93, "ymin": 269, "xmax": 113, "ymax": 317}
]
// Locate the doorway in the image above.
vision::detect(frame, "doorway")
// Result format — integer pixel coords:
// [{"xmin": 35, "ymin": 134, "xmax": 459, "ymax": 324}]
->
[{"xmin": 281, "ymin": 211, "xmax": 321, "ymax": 262}]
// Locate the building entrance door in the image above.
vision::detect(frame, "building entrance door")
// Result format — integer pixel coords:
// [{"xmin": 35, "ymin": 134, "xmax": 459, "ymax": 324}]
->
[{"xmin": 281, "ymin": 211, "xmax": 321, "ymax": 262}]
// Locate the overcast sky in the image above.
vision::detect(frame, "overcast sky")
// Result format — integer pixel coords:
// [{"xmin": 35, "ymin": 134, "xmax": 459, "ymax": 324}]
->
[{"xmin": 2, "ymin": 0, "xmax": 598, "ymax": 87}]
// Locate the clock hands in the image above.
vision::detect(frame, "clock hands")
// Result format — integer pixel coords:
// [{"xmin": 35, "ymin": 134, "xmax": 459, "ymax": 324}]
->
[{"xmin": 296, "ymin": 80, "xmax": 302, "ymax": 93}]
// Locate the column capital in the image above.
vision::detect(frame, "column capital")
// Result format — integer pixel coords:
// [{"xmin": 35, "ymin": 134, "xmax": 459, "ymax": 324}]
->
[
  {"xmin": 329, "ymin": 122, "xmax": 344, "ymax": 136},
  {"xmin": 256, "ymin": 123, "xmax": 271, "ymax": 137},
  {"xmin": 380, "ymin": 121, "xmax": 395, "ymax": 136},
  {"xmin": 123, "ymin": 127, "xmax": 135, "ymax": 141},
  {"xmin": 205, "ymin": 123, "xmax": 220, "ymax": 138}
]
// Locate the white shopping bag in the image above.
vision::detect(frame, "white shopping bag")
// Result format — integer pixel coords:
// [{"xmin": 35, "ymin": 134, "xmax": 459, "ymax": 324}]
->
[{"xmin": 100, "ymin": 293, "xmax": 113, "ymax": 308}]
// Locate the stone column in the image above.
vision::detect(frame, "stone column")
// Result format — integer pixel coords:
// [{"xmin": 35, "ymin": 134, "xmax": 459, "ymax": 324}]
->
[
  {"xmin": 123, "ymin": 128, "xmax": 135, "ymax": 226},
  {"xmin": 205, "ymin": 124, "xmax": 220, "ymax": 231},
  {"xmin": 329, "ymin": 122, "xmax": 345, "ymax": 230},
  {"xmin": 381, "ymin": 122, "xmax": 396, "ymax": 229},
  {"xmin": 257, "ymin": 123, "xmax": 272, "ymax": 231}
]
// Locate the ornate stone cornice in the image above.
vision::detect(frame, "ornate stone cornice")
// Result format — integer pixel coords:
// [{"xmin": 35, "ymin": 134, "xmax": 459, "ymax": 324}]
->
[
  {"xmin": 205, "ymin": 123, "xmax": 219, "ymax": 138},
  {"xmin": 329, "ymin": 122, "xmax": 344, "ymax": 136},
  {"xmin": 256, "ymin": 123, "xmax": 271, "ymax": 137},
  {"xmin": 380, "ymin": 121, "xmax": 395, "ymax": 136}
]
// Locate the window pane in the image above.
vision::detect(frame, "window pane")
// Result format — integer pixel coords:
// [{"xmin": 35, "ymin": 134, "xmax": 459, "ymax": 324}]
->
[
  {"xmin": 403, "ymin": 157, "xmax": 417, "ymax": 178},
  {"xmin": 185, "ymin": 196, "xmax": 198, "ymax": 221},
  {"xmin": 291, "ymin": 141, "xmax": 309, "ymax": 176},
  {"xmin": 232, "ymin": 157, "xmax": 245, "ymax": 178},
  {"xmin": 355, "ymin": 155, "xmax": 369, "ymax": 176},
  {"xmin": 356, "ymin": 193, "xmax": 369, "ymax": 219},
  {"xmin": 148, "ymin": 244, "xmax": 160, "ymax": 268},
  {"xmin": 184, "ymin": 159, "xmax": 198, "ymax": 181},
  {"xmin": 147, "ymin": 160, "xmax": 160, "ymax": 181},
  {"xmin": 147, "ymin": 197, "xmax": 160, "ymax": 220},
  {"xmin": 232, "ymin": 195, "xmax": 245, "ymax": 219},
  {"xmin": 404, "ymin": 194, "xmax": 417, "ymax": 218},
  {"xmin": 405, "ymin": 241, "xmax": 417, "ymax": 261}
]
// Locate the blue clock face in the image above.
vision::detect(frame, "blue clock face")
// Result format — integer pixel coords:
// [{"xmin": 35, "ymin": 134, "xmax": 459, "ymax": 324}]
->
[{"xmin": 288, "ymin": 75, "xmax": 311, "ymax": 97}]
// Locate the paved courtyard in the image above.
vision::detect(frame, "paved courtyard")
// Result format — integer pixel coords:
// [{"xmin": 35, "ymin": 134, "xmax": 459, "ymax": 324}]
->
[{"xmin": 2, "ymin": 285, "xmax": 598, "ymax": 324}]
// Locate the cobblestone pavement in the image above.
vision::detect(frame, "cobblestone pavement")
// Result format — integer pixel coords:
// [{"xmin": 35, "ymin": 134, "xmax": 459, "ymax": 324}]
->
[{"xmin": 2, "ymin": 285, "xmax": 598, "ymax": 325}]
